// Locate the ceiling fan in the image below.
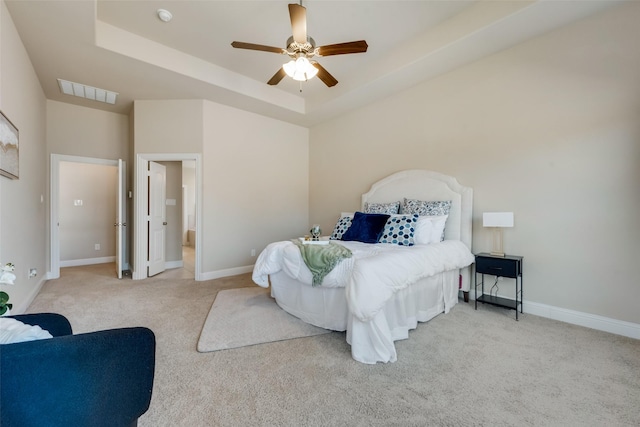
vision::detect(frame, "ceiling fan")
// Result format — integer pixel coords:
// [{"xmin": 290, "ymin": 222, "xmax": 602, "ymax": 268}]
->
[{"xmin": 231, "ymin": 2, "xmax": 368, "ymax": 87}]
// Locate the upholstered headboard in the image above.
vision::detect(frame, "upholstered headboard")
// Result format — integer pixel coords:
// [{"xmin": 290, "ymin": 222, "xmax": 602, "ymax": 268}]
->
[{"xmin": 361, "ymin": 170, "xmax": 473, "ymax": 291}]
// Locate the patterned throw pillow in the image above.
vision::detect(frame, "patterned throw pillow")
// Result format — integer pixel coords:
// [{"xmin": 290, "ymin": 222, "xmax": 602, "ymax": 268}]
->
[
  {"xmin": 402, "ymin": 199, "xmax": 452, "ymax": 216},
  {"xmin": 330, "ymin": 216, "xmax": 353, "ymax": 240},
  {"xmin": 364, "ymin": 201, "xmax": 400, "ymax": 215},
  {"xmin": 379, "ymin": 214, "xmax": 418, "ymax": 246}
]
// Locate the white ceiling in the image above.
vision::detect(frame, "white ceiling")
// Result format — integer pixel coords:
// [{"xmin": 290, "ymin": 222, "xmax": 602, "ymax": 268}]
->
[{"xmin": 5, "ymin": 0, "xmax": 622, "ymax": 127}]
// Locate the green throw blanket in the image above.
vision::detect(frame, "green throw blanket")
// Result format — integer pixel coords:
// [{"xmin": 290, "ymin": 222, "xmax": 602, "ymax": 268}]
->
[{"xmin": 293, "ymin": 240, "xmax": 353, "ymax": 287}]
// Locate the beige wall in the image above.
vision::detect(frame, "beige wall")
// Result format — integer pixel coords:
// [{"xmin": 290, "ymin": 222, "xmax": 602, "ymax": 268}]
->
[
  {"xmin": 47, "ymin": 100, "xmax": 131, "ymax": 272},
  {"xmin": 202, "ymin": 100, "xmax": 309, "ymax": 273},
  {"xmin": 309, "ymin": 3, "xmax": 640, "ymax": 324},
  {"xmin": 0, "ymin": 0, "xmax": 47, "ymax": 312},
  {"xmin": 47, "ymin": 100, "xmax": 129, "ymax": 160},
  {"xmin": 134, "ymin": 99, "xmax": 309, "ymax": 275},
  {"xmin": 134, "ymin": 99, "xmax": 203, "ymax": 154}
]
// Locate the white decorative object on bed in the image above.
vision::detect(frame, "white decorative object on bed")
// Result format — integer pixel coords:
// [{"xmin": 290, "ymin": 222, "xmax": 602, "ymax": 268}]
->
[{"xmin": 252, "ymin": 170, "xmax": 474, "ymax": 364}]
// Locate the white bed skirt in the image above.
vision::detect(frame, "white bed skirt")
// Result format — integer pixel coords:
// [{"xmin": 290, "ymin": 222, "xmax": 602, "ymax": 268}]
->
[{"xmin": 269, "ymin": 269, "xmax": 460, "ymax": 364}]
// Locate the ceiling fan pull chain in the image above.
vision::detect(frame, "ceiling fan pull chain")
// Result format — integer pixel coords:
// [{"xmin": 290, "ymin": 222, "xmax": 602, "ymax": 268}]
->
[{"xmin": 299, "ymin": 81, "xmax": 303, "ymax": 93}]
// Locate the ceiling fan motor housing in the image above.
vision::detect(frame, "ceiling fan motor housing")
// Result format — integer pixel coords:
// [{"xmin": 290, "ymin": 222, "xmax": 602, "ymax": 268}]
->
[{"xmin": 286, "ymin": 36, "xmax": 316, "ymax": 58}]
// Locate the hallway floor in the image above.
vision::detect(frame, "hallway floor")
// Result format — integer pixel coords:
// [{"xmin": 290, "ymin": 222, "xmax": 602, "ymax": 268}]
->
[{"xmin": 154, "ymin": 245, "xmax": 195, "ymax": 280}]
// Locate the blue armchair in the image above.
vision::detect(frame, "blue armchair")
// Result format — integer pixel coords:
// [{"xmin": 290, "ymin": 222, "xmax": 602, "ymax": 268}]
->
[{"xmin": 0, "ymin": 313, "xmax": 156, "ymax": 427}]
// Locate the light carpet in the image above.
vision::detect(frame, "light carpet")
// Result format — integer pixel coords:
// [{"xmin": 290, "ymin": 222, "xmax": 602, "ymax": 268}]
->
[
  {"xmin": 197, "ymin": 286, "xmax": 330, "ymax": 352},
  {"xmin": 25, "ymin": 265, "xmax": 640, "ymax": 426}
]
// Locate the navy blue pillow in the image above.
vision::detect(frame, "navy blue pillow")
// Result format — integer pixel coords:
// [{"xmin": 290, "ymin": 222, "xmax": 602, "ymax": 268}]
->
[{"xmin": 341, "ymin": 212, "xmax": 390, "ymax": 244}]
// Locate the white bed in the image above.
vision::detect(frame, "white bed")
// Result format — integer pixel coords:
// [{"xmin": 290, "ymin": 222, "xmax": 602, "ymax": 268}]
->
[{"xmin": 252, "ymin": 170, "xmax": 474, "ymax": 364}]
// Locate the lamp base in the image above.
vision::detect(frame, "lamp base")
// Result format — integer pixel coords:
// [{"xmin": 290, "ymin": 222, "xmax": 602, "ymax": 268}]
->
[{"xmin": 490, "ymin": 228, "xmax": 506, "ymax": 257}]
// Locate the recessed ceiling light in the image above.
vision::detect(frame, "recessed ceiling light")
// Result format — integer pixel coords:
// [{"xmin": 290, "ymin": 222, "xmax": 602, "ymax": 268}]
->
[
  {"xmin": 157, "ymin": 9, "xmax": 173, "ymax": 23},
  {"xmin": 57, "ymin": 79, "xmax": 118, "ymax": 105}
]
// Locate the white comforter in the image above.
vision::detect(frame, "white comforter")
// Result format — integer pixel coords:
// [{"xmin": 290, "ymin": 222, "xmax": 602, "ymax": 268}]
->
[{"xmin": 252, "ymin": 240, "xmax": 474, "ymax": 322}]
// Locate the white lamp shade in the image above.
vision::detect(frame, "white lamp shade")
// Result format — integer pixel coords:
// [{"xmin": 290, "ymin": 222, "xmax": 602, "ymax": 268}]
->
[{"xmin": 483, "ymin": 212, "xmax": 514, "ymax": 228}]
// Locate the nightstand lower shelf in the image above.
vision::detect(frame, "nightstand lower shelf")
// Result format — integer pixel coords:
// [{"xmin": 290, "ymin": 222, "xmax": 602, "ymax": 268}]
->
[{"xmin": 476, "ymin": 294, "xmax": 519, "ymax": 311}]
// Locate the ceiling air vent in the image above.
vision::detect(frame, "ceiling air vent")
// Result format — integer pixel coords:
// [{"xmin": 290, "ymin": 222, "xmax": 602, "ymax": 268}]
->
[{"xmin": 57, "ymin": 79, "xmax": 118, "ymax": 105}]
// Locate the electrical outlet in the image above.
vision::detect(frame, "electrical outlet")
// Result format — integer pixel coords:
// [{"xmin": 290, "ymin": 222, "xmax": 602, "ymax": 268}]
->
[
  {"xmin": 95, "ymin": 243, "xmax": 101, "ymax": 250},
  {"xmin": 28, "ymin": 268, "xmax": 37, "ymax": 278},
  {"xmin": 251, "ymin": 249, "xmax": 256, "ymax": 257}
]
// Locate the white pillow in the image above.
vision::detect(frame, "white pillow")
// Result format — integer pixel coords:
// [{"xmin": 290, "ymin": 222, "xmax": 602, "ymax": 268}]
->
[
  {"xmin": 0, "ymin": 318, "xmax": 53, "ymax": 344},
  {"xmin": 429, "ymin": 215, "xmax": 449, "ymax": 243},
  {"xmin": 414, "ymin": 215, "xmax": 449, "ymax": 244},
  {"xmin": 414, "ymin": 217, "xmax": 433, "ymax": 245}
]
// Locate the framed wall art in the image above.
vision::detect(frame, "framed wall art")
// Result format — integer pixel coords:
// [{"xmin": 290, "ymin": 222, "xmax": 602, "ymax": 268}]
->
[{"xmin": 0, "ymin": 110, "xmax": 19, "ymax": 179}]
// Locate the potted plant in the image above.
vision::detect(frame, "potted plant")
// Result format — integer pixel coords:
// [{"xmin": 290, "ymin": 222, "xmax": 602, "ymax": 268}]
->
[
  {"xmin": 0, "ymin": 291, "xmax": 11, "ymax": 315},
  {"xmin": 0, "ymin": 262, "xmax": 16, "ymax": 315}
]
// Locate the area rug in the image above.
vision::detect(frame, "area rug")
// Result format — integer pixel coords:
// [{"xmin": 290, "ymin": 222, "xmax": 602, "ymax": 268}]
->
[{"xmin": 197, "ymin": 286, "xmax": 330, "ymax": 352}]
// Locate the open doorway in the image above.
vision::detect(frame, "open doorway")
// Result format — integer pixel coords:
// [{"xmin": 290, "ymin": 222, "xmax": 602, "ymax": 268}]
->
[
  {"xmin": 133, "ymin": 153, "xmax": 202, "ymax": 281},
  {"xmin": 147, "ymin": 160, "xmax": 196, "ymax": 280},
  {"xmin": 182, "ymin": 160, "xmax": 197, "ymax": 274},
  {"xmin": 50, "ymin": 154, "xmax": 125, "ymax": 280}
]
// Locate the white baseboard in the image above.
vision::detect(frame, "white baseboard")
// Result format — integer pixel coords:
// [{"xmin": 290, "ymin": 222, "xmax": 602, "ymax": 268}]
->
[
  {"xmin": 10, "ymin": 276, "xmax": 47, "ymax": 314},
  {"xmin": 165, "ymin": 260, "xmax": 183, "ymax": 269},
  {"xmin": 60, "ymin": 256, "xmax": 115, "ymax": 267},
  {"xmin": 469, "ymin": 292, "xmax": 640, "ymax": 340},
  {"xmin": 199, "ymin": 265, "xmax": 253, "ymax": 281},
  {"xmin": 524, "ymin": 300, "xmax": 640, "ymax": 340}
]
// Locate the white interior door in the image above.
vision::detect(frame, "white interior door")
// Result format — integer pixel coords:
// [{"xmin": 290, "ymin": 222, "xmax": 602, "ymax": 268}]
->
[
  {"xmin": 115, "ymin": 159, "xmax": 126, "ymax": 279},
  {"xmin": 148, "ymin": 161, "xmax": 167, "ymax": 277}
]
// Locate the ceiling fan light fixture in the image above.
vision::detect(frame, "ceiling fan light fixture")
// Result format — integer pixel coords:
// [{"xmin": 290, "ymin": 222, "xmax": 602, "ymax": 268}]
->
[{"xmin": 283, "ymin": 56, "xmax": 318, "ymax": 82}]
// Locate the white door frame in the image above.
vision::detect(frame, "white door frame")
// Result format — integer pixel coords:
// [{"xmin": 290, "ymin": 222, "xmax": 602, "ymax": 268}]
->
[
  {"xmin": 116, "ymin": 159, "xmax": 126, "ymax": 279},
  {"xmin": 50, "ymin": 154, "xmax": 119, "ymax": 279},
  {"xmin": 133, "ymin": 153, "xmax": 202, "ymax": 280}
]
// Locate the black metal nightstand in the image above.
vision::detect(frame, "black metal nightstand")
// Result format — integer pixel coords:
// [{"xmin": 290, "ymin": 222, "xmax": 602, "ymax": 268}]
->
[{"xmin": 474, "ymin": 253, "xmax": 523, "ymax": 320}]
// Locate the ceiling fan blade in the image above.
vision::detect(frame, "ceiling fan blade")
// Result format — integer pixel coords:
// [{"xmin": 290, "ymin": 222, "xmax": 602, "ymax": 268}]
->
[
  {"xmin": 231, "ymin": 41, "xmax": 285, "ymax": 54},
  {"xmin": 288, "ymin": 3, "xmax": 307, "ymax": 44},
  {"xmin": 311, "ymin": 62, "xmax": 338, "ymax": 87},
  {"xmin": 317, "ymin": 40, "xmax": 368, "ymax": 56},
  {"xmin": 267, "ymin": 68, "xmax": 287, "ymax": 86}
]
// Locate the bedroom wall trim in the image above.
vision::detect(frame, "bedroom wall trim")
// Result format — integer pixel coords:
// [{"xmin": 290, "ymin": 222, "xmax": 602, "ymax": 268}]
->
[
  {"xmin": 469, "ymin": 294, "xmax": 640, "ymax": 340},
  {"xmin": 523, "ymin": 300, "xmax": 640, "ymax": 340},
  {"xmin": 199, "ymin": 265, "xmax": 253, "ymax": 281},
  {"xmin": 10, "ymin": 277, "xmax": 48, "ymax": 315},
  {"xmin": 60, "ymin": 256, "xmax": 119, "ymax": 268},
  {"xmin": 164, "ymin": 260, "xmax": 184, "ymax": 270}
]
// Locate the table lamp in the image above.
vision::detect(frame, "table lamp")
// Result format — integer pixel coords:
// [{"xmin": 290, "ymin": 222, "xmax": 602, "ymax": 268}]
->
[{"xmin": 483, "ymin": 212, "xmax": 514, "ymax": 257}]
